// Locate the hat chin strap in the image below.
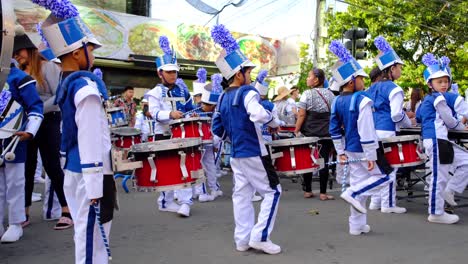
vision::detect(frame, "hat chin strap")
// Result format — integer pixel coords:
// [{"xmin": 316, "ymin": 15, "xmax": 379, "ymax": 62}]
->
[
  {"xmin": 82, "ymin": 42, "xmax": 91, "ymax": 71},
  {"xmin": 160, "ymin": 70, "xmax": 177, "ymax": 88},
  {"xmin": 352, "ymin": 76, "xmax": 357, "ymax": 92}
]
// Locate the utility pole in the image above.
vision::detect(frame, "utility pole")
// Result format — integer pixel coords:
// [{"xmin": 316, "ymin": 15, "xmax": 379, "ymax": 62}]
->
[{"xmin": 312, "ymin": 0, "xmax": 322, "ymax": 66}]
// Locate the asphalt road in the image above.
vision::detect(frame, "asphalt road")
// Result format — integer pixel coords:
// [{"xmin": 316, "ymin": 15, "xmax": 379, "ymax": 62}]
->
[{"xmin": 2, "ymin": 173, "xmax": 468, "ymax": 264}]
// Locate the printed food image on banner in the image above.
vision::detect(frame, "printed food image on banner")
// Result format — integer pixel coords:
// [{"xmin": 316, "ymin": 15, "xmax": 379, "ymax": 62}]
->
[
  {"xmin": 78, "ymin": 6, "xmax": 126, "ymax": 57},
  {"xmin": 238, "ymin": 36, "xmax": 278, "ymax": 74},
  {"xmin": 128, "ymin": 22, "xmax": 177, "ymax": 56},
  {"xmin": 176, "ymin": 24, "xmax": 222, "ymax": 61}
]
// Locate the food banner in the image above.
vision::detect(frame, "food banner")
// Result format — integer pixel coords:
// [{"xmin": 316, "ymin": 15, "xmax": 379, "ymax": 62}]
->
[{"xmin": 15, "ymin": 0, "xmax": 288, "ymax": 75}]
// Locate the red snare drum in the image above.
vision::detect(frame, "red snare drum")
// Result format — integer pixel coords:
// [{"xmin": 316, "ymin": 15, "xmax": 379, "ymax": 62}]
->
[
  {"xmin": 111, "ymin": 127, "xmax": 141, "ymax": 149},
  {"xmin": 170, "ymin": 117, "xmax": 213, "ymax": 144},
  {"xmin": 278, "ymin": 125, "xmax": 296, "ymax": 133},
  {"xmin": 380, "ymin": 135, "xmax": 426, "ymax": 168},
  {"xmin": 130, "ymin": 138, "xmax": 205, "ymax": 192},
  {"xmin": 146, "ymin": 135, "xmax": 155, "ymax": 142},
  {"xmin": 267, "ymin": 137, "xmax": 324, "ymax": 176}
]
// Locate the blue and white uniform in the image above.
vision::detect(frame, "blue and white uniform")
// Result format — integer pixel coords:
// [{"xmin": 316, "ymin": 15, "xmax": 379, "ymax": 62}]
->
[
  {"xmin": 367, "ymin": 81, "xmax": 412, "ymax": 210},
  {"xmin": 212, "ymin": 85, "xmax": 281, "ymax": 247},
  {"xmin": 147, "ymin": 83, "xmax": 195, "ymax": 209},
  {"xmin": 330, "ymin": 92, "xmax": 390, "ymax": 232},
  {"xmin": 259, "ymin": 99, "xmax": 283, "ymax": 142},
  {"xmin": 134, "ymin": 112, "xmax": 155, "ymax": 142},
  {"xmin": 57, "ymin": 71, "xmax": 114, "ymax": 263},
  {"xmin": 0, "ymin": 65, "xmax": 43, "ymax": 240}
]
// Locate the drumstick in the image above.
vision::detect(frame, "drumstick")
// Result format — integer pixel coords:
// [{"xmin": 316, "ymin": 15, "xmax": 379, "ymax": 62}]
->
[{"xmin": 93, "ymin": 203, "xmax": 112, "ymax": 261}]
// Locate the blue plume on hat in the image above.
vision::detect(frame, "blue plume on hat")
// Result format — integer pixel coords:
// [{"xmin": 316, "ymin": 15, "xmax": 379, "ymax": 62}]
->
[
  {"xmin": 211, "ymin": 24, "xmax": 239, "ymax": 54},
  {"xmin": 256, "ymin": 70, "xmax": 268, "ymax": 84},
  {"xmin": 374, "ymin": 36, "xmax": 392, "ymax": 53},
  {"xmin": 159, "ymin": 36, "xmax": 173, "ymax": 56},
  {"xmin": 176, "ymin": 78, "xmax": 189, "ymax": 91},
  {"xmin": 196, "ymin": 68, "xmax": 207, "ymax": 83},
  {"xmin": 329, "ymin": 40, "xmax": 353, "ymax": 63},
  {"xmin": 93, "ymin": 68, "xmax": 103, "ymax": 79},
  {"xmin": 440, "ymin": 56, "xmax": 450, "ymax": 67},
  {"xmin": 422, "ymin": 53, "xmax": 438, "ymax": 67},
  {"xmin": 211, "ymin": 74, "xmax": 223, "ymax": 94},
  {"xmin": 32, "ymin": 0, "xmax": 79, "ymax": 19}
]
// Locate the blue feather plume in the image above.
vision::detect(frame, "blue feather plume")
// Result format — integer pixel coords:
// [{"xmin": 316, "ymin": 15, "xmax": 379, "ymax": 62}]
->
[
  {"xmin": 176, "ymin": 78, "xmax": 189, "ymax": 91},
  {"xmin": 196, "ymin": 68, "xmax": 207, "ymax": 83},
  {"xmin": 93, "ymin": 68, "xmax": 103, "ymax": 79},
  {"xmin": 256, "ymin": 70, "xmax": 268, "ymax": 83},
  {"xmin": 440, "ymin": 56, "xmax": 450, "ymax": 67},
  {"xmin": 32, "ymin": 0, "xmax": 79, "ymax": 19},
  {"xmin": 329, "ymin": 40, "xmax": 353, "ymax": 63},
  {"xmin": 374, "ymin": 36, "xmax": 392, "ymax": 53},
  {"xmin": 211, "ymin": 24, "xmax": 239, "ymax": 54},
  {"xmin": 422, "ymin": 53, "xmax": 438, "ymax": 67},
  {"xmin": 211, "ymin": 74, "xmax": 223, "ymax": 94},
  {"xmin": 159, "ymin": 36, "xmax": 173, "ymax": 56}
]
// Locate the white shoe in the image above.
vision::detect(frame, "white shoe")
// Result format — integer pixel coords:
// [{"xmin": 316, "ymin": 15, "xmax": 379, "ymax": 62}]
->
[
  {"xmin": 340, "ymin": 192, "xmax": 367, "ymax": 214},
  {"xmin": 252, "ymin": 194, "xmax": 263, "ymax": 202},
  {"xmin": 381, "ymin": 206, "xmax": 407, "ymax": 214},
  {"xmin": 428, "ymin": 213, "xmax": 459, "ymax": 224},
  {"xmin": 219, "ymin": 170, "xmax": 228, "ymax": 176},
  {"xmin": 368, "ymin": 202, "xmax": 381, "ymax": 211},
  {"xmin": 248, "ymin": 240, "xmax": 281, "ymax": 255},
  {"xmin": 349, "ymin": 224, "xmax": 371, "ymax": 236},
  {"xmin": 211, "ymin": 190, "xmax": 223, "ymax": 198},
  {"xmin": 34, "ymin": 177, "xmax": 45, "ymax": 184},
  {"xmin": 159, "ymin": 202, "xmax": 181, "ymax": 213},
  {"xmin": 442, "ymin": 190, "xmax": 457, "ymax": 206},
  {"xmin": 1, "ymin": 224, "xmax": 23, "ymax": 243},
  {"xmin": 177, "ymin": 204, "xmax": 190, "ymax": 217},
  {"xmin": 32, "ymin": 192, "xmax": 42, "ymax": 203},
  {"xmin": 198, "ymin": 194, "xmax": 215, "ymax": 203},
  {"xmin": 236, "ymin": 244, "xmax": 250, "ymax": 252}
]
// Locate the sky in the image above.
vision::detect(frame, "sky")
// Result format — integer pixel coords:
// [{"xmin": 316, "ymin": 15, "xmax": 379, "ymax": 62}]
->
[{"xmin": 150, "ymin": 0, "xmax": 347, "ymax": 39}]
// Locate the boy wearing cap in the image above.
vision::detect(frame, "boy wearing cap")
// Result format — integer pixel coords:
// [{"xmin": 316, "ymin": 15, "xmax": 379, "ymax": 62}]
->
[
  {"xmin": 417, "ymin": 54, "xmax": 468, "ymax": 224},
  {"xmin": 328, "ymin": 40, "xmax": 391, "ymax": 235},
  {"xmin": 367, "ymin": 36, "xmax": 413, "ymax": 214},
  {"xmin": 211, "ymin": 24, "xmax": 282, "ymax": 254},
  {"xmin": 146, "ymin": 36, "xmax": 195, "ymax": 217},
  {"xmin": 37, "ymin": 1, "xmax": 116, "ymax": 262}
]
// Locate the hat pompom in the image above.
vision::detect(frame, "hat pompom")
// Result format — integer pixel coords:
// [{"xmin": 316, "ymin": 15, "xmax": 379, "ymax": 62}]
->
[
  {"xmin": 211, "ymin": 74, "xmax": 223, "ymax": 94},
  {"xmin": 196, "ymin": 68, "xmax": 207, "ymax": 83},
  {"xmin": 15, "ymin": 25, "xmax": 26, "ymax": 36},
  {"xmin": 329, "ymin": 40, "xmax": 353, "ymax": 63},
  {"xmin": 440, "ymin": 56, "xmax": 450, "ymax": 67},
  {"xmin": 374, "ymin": 36, "xmax": 392, "ymax": 53},
  {"xmin": 256, "ymin": 70, "xmax": 268, "ymax": 83},
  {"xmin": 176, "ymin": 78, "xmax": 189, "ymax": 91},
  {"xmin": 93, "ymin": 68, "xmax": 103, "ymax": 79},
  {"xmin": 33, "ymin": 0, "xmax": 79, "ymax": 19},
  {"xmin": 211, "ymin": 24, "xmax": 239, "ymax": 54},
  {"xmin": 159, "ymin": 36, "xmax": 172, "ymax": 56},
  {"xmin": 422, "ymin": 53, "xmax": 438, "ymax": 67}
]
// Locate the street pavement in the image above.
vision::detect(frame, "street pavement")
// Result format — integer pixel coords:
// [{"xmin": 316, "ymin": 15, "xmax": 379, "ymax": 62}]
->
[{"xmin": 2, "ymin": 173, "xmax": 468, "ymax": 264}]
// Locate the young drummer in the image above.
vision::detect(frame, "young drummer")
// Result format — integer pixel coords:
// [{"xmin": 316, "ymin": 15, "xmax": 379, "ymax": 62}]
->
[
  {"xmin": 328, "ymin": 41, "xmax": 391, "ymax": 235},
  {"xmin": 146, "ymin": 36, "xmax": 195, "ymax": 217},
  {"xmin": 417, "ymin": 54, "xmax": 466, "ymax": 224},
  {"xmin": 192, "ymin": 68, "xmax": 206, "ymax": 107},
  {"xmin": 367, "ymin": 36, "xmax": 412, "ymax": 213},
  {"xmin": 211, "ymin": 24, "xmax": 282, "ymax": 254},
  {"xmin": 194, "ymin": 74, "xmax": 224, "ymax": 202},
  {"xmin": 38, "ymin": 1, "xmax": 116, "ymax": 262}
]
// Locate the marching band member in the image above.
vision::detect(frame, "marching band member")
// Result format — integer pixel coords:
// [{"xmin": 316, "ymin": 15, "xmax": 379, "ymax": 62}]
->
[
  {"xmin": 367, "ymin": 36, "xmax": 412, "ymax": 213},
  {"xmin": 417, "ymin": 54, "xmax": 466, "ymax": 224},
  {"xmin": 328, "ymin": 40, "xmax": 391, "ymax": 235},
  {"xmin": 134, "ymin": 98, "xmax": 154, "ymax": 142},
  {"xmin": 194, "ymin": 74, "xmax": 224, "ymax": 202},
  {"xmin": 146, "ymin": 36, "xmax": 195, "ymax": 217},
  {"xmin": 192, "ymin": 68, "xmax": 207, "ymax": 107},
  {"xmin": 38, "ymin": 0, "xmax": 116, "ymax": 261},
  {"xmin": 211, "ymin": 24, "xmax": 282, "ymax": 254}
]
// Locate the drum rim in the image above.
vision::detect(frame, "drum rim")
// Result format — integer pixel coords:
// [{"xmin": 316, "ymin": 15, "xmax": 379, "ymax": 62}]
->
[
  {"xmin": 107, "ymin": 107, "xmax": 125, "ymax": 112},
  {"xmin": 111, "ymin": 127, "xmax": 141, "ymax": 136},
  {"xmin": 131, "ymin": 138, "xmax": 201, "ymax": 152},
  {"xmin": 276, "ymin": 167, "xmax": 319, "ymax": 176},
  {"xmin": 389, "ymin": 160, "xmax": 425, "ymax": 168},
  {"xmin": 267, "ymin": 136, "xmax": 319, "ymax": 147},
  {"xmin": 380, "ymin": 135, "xmax": 420, "ymax": 143},
  {"xmin": 169, "ymin": 116, "xmax": 211, "ymax": 125}
]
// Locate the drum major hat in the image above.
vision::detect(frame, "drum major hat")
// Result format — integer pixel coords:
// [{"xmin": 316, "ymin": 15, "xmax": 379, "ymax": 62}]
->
[
  {"xmin": 211, "ymin": 24, "xmax": 255, "ymax": 80},
  {"xmin": 374, "ymin": 36, "xmax": 404, "ymax": 70},
  {"xmin": 193, "ymin": 68, "xmax": 207, "ymax": 96},
  {"xmin": 329, "ymin": 40, "xmax": 368, "ymax": 87},
  {"xmin": 201, "ymin": 73, "xmax": 223, "ymax": 105},
  {"xmin": 155, "ymin": 36, "xmax": 179, "ymax": 72},
  {"xmin": 422, "ymin": 53, "xmax": 451, "ymax": 84}
]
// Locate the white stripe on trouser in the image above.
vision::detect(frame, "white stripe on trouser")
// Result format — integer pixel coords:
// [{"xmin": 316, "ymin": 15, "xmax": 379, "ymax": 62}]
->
[
  {"xmin": 423, "ymin": 139, "xmax": 450, "ymax": 215},
  {"xmin": 343, "ymin": 152, "xmax": 389, "ymax": 231},
  {"xmin": 446, "ymin": 145, "xmax": 468, "ymax": 194},
  {"xmin": 64, "ymin": 170, "xmax": 111, "ymax": 264},
  {"xmin": 196, "ymin": 145, "xmax": 220, "ymax": 194},
  {"xmin": 158, "ymin": 188, "xmax": 193, "ymax": 207},
  {"xmin": 0, "ymin": 163, "xmax": 26, "ymax": 225},
  {"xmin": 230, "ymin": 156, "xmax": 281, "ymax": 246},
  {"xmin": 43, "ymin": 174, "xmax": 62, "ymax": 220}
]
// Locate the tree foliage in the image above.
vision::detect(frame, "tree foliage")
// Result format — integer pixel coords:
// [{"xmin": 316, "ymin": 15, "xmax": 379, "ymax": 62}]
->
[{"xmin": 324, "ymin": 0, "xmax": 467, "ymax": 94}]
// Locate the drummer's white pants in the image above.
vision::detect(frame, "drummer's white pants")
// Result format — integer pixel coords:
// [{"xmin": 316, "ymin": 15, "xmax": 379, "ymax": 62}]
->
[
  {"xmin": 197, "ymin": 145, "xmax": 221, "ymax": 194},
  {"xmin": 64, "ymin": 170, "xmax": 112, "ymax": 264},
  {"xmin": 369, "ymin": 169, "xmax": 397, "ymax": 209},
  {"xmin": 158, "ymin": 188, "xmax": 193, "ymax": 207},
  {"xmin": 230, "ymin": 156, "xmax": 281, "ymax": 246},
  {"xmin": 446, "ymin": 144, "xmax": 468, "ymax": 195},
  {"xmin": 0, "ymin": 163, "xmax": 26, "ymax": 225},
  {"xmin": 343, "ymin": 152, "xmax": 390, "ymax": 231}
]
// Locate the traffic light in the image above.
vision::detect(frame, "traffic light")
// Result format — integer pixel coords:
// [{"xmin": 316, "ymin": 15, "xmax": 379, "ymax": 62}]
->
[{"xmin": 343, "ymin": 28, "xmax": 368, "ymax": 60}]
